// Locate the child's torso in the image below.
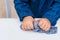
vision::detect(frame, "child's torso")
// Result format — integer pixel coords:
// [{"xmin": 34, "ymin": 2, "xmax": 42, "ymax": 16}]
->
[{"xmin": 28, "ymin": 0, "xmax": 54, "ymax": 17}]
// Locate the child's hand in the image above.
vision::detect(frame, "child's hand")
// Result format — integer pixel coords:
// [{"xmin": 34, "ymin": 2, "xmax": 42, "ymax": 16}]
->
[
  {"xmin": 22, "ymin": 16, "xmax": 35, "ymax": 30},
  {"xmin": 38, "ymin": 18, "xmax": 51, "ymax": 31}
]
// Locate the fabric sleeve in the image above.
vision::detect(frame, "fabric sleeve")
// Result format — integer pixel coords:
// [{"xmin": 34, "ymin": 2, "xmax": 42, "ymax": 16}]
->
[
  {"xmin": 14, "ymin": 0, "xmax": 34, "ymax": 21},
  {"xmin": 42, "ymin": 0, "xmax": 60, "ymax": 26}
]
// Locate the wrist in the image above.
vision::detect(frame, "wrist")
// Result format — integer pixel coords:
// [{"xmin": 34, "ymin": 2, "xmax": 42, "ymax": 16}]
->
[{"xmin": 23, "ymin": 16, "xmax": 34, "ymax": 21}]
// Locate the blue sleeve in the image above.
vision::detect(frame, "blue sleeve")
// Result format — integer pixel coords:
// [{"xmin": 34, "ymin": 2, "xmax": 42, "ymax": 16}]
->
[
  {"xmin": 14, "ymin": 0, "xmax": 34, "ymax": 21},
  {"xmin": 43, "ymin": 0, "xmax": 60, "ymax": 26}
]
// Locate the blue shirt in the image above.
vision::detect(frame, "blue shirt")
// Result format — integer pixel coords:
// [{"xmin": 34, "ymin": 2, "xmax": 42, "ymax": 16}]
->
[{"xmin": 14, "ymin": 0, "xmax": 60, "ymax": 26}]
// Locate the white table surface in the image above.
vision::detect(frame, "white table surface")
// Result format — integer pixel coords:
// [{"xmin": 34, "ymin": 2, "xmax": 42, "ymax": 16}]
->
[{"xmin": 0, "ymin": 18, "xmax": 60, "ymax": 40}]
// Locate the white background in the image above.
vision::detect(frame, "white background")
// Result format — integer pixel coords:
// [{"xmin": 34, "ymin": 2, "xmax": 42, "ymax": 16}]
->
[{"xmin": 0, "ymin": 18, "xmax": 60, "ymax": 40}]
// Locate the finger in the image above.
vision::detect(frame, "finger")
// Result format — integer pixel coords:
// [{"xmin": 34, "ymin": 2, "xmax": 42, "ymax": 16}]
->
[
  {"xmin": 26, "ymin": 25, "xmax": 32, "ymax": 30},
  {"xmin": 40, "ymin": 23, "xmax": 46, "ymax": 30},
  {"xmin": 47, "ymin": 25, "xmax": 50, "ymax": 31},
  {"xmin": 42, "ymin": 23, "xmax": 46, "ymax": 30},
  {"xmin": 40, "ymin": 20, "xmax": 49, "ymax": 31},
  {"xmin": 44, "ymin": 24, "xmax": 50, "ymax": 31},
  {"xmin": 26, "ymin": 22, "xmax": 33, "ymax": 30},
  {"xmin": 42, "ymin": 22, "xmax": 49, "ymax": 31},
  {"xmin": 22, "ymin": 22, "xmax": 30, "ymax": 30},
  {"xmin": 25, "ymin": 25, "xmax": 30, "ymax": 30},
  {"xmin": 38, "ymin": 21, "xmax": 43, "ymax": 28},
  {"xmin": 29, "ymin": 22, "xmax": 34, "ymax": 29},
  {"xmin": 25, "ymin": 23, "xmax": 33, "ymax": 30}
]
